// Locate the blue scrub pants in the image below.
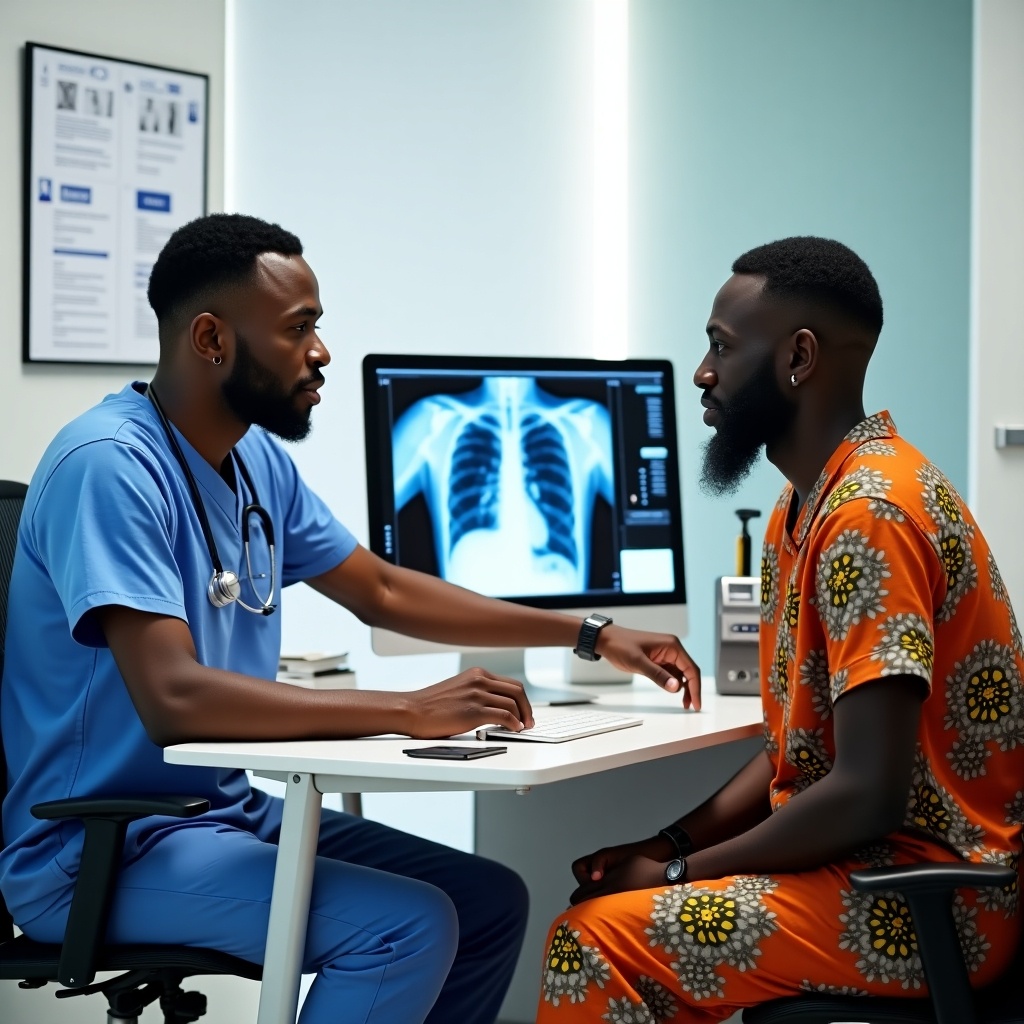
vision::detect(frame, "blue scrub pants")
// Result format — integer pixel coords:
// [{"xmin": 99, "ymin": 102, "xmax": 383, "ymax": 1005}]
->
[{"xmin": 23, "ymin": 798, "xmax": 529, "ymax": 1024}]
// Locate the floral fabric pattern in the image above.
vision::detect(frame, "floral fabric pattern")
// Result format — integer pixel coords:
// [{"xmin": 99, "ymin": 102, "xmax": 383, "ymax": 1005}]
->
[
  {"xmin": 601, "ymin": 996, "xmax": 655, "ymax": 1023},
  {"xmin": 537, "ymin": 412, "xmax": 1023, "ymax": 1024},
  {"xmin": 647, "ymin": 882, "xmax": 778, "ymax": 998},
  {"xmin": 542, "ymin": 920, "xmax": 611, "ymax": 1007},
  {"xmin": 634, "ymin": 976, "xmax": 677, "ymax": 1021},
  {"xmin": 764, "ymin": 412, "xmax": 1024, "ymax": 865},
  {"xmin": 815, "ymin": 529, "xmax": 891, "ymax": 641},
  {"xmin": 823, "ymin": 467, "xmax": 892, "ymax": 516},
  {"xmin": 798, "ymin": 649, "xmax": 832, "ymax": 718},
  {"xmin": 760, "ymin": 545, "xmax": 780, "ymax": 625},
  {"xmin": 870, "ymin": 613, "xmax": 935, "ymax": 679},
  {"xmin": 838, "ymin": 887, "xmax": 924, "ymax": 988}
]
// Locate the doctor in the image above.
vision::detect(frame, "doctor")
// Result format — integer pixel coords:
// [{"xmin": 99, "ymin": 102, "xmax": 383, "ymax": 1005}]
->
[{"xmin": 0, "ymin": 212, "xmax": 700, "ymax": 1024}]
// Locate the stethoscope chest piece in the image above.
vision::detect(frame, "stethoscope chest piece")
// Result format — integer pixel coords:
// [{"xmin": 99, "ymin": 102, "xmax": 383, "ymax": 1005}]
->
[{"xmin": 208, "ymin": 570, "xmax": 243, "ymax": 608}]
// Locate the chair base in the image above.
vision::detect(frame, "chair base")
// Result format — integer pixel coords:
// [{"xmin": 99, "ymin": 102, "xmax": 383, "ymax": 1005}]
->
[
  {"xmin": 744, "ymin": 994, "xmax": 940, "ymax": 1024},
  {"xmin": 744, "ymin": 980, "xmax": 1024, "ymax": 1024},
  {"xmin": 56, "ymin": 968, "xmax": 208, "ymax": 1024},
  {"xmin": 1, "ymin": 934, "xmax": 261, "ymax": 1024}
]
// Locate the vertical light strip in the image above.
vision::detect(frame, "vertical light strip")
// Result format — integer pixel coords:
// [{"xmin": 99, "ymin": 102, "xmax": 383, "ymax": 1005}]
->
[
  {"xmin": 966, "ymin": 0, "xmax": 982, "ymax": 507},
  {"xmin": 223, "ymin": 0, "xmax": 238, "ymax": 213},
  {"xmin": 592, "ymin": 0, "xmax": 629, "ymax": 360}
]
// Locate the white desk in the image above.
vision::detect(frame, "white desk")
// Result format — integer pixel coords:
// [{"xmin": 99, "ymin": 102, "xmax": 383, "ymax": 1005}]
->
[{"xmin": 165, "ymin": 684, "xmax": 761, "ymax": 1024}]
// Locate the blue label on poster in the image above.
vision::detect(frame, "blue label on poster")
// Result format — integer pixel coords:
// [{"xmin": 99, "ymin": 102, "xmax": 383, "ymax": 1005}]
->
[
  {"xmin": 60, "ymin": 185, "xmax": 91, "ymax": 204},
  {"xmin": 137, "ymin": 190, "xmax": 172, "ymax": 212}
]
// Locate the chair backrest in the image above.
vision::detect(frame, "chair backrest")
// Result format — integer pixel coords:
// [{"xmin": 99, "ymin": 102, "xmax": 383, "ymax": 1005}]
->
[
  {"xmin": 0, "ymin": 480, "xmax": 29, "ymax": 941},
  {"xmin": 0, "ymin": 481, "xmax": 26, "ymax": 656}
]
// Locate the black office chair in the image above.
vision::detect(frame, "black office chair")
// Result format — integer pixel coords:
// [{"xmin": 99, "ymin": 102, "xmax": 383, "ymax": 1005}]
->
[
  {"xmin": 744, "ymin": 847, "xmax": 1021, "ymax": 1023},
  {"xmin": 0, "ymin": 480, "xmax": 262, "ymax": 1023}
]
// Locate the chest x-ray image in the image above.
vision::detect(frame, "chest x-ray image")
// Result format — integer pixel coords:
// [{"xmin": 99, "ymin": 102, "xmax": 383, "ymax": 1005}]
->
[{"xmin": 392, "ymin": 376, "xmax": 614, "ymax": 597}]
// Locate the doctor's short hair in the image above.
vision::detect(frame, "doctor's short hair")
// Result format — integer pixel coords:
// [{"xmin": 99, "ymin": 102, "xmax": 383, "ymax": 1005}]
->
[
  {"xmin": 147, "ymin": 213, "xmax": 303, "ymax": 331},
  {"xmin": 732, "ymin": 236, "xmax": 884, "ymax": 338}
]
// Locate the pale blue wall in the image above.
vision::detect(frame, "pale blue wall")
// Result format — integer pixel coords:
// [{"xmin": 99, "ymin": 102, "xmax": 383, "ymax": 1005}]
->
[{"xmin": 631, "ymin": 0, "xmax": 973, "ymax": 673}]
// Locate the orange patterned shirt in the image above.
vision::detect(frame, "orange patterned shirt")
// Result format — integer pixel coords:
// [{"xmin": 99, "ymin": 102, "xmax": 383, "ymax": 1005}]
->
[{"xmin": 760, "ymin": 412, "xmax": 1024, "ymax": 885}]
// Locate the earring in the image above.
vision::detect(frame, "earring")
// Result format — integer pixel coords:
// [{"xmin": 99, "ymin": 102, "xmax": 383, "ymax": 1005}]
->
[
  {"xmin": 213, "ymin": 356, "xmax": 223, "ymax": 366},
  {"xmin": 790, "ymin": 373, "xmax": 798, "ymax": 387}
]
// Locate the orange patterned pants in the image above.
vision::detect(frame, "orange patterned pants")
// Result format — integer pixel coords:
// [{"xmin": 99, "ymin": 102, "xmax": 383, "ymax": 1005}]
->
[{"xmin": 535, "ymin": 838, "xmax": 1019, "ymax": 1023}]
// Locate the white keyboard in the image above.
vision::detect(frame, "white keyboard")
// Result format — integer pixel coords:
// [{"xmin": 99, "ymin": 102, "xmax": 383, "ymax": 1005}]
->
[{"xmin": 477, "ymin": 709, "xmax": 643, "ymax": 744}]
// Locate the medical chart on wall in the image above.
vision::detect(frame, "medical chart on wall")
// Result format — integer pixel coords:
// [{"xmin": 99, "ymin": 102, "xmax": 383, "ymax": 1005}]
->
[{"xmin": 24, "ymin": 43, "xmax": 208, "ymax": 364}]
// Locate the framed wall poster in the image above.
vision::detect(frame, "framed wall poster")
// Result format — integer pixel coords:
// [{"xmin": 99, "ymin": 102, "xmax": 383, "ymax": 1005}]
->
[{"xmin": 23, "ymin": 43, "xmax": 208, "ymax": 364}]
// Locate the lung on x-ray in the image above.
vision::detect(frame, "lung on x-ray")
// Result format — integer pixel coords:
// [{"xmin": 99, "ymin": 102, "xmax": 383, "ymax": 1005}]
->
[{"xmin": 391, "ymin": 376, "xmax": 615, "ymax": 598}]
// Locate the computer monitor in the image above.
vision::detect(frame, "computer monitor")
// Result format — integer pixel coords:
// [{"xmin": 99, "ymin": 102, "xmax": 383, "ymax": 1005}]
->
[{"xmin": 362, "ymin": 354, "xmax": 687, "ymax": 692}]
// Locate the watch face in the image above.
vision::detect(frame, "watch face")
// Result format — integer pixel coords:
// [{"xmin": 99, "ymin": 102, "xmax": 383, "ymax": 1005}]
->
[{"xmin": 665, "ymin": 858, "xmax": 685, "ymax": 883}]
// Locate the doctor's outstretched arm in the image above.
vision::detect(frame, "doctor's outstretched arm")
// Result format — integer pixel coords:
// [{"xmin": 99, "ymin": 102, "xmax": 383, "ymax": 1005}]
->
[{"xmin": 307, "ymin": 545, "xmax": 702, "ymax": 708}]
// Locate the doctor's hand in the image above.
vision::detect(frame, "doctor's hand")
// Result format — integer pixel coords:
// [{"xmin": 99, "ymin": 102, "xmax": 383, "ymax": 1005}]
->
[
  {"xmin": 403, "ymin": 668, "xmax": 534, "ymax": 739},
  {"xmin": 569, "ymin": 835, "xmax": 676, "ymax": 905},
  {"xmin": 594, "ymin": 626, "xmax": 702, "ymax": 710}
]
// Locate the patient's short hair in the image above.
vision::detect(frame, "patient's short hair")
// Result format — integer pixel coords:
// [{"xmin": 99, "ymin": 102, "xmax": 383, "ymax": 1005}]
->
[{"xmin": 733, "ymin": 236, "xmax": 883, "ymax": 337}]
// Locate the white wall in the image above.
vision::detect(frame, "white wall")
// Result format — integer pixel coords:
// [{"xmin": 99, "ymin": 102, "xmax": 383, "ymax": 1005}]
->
[
  {"xmin": 229, "ymin": 0, "xmax": 598, "ymax": 849},
  {"xmin": 0, "ymin": 0, "xmax": 226, "ymax": 487},
  {"xmin": 229, "ymin": 0, "xmax": 596, "ymax": 607},
  {"xmin": 969, "ymin": 0, "xmax": 1024, "ymax": 613},
  {"xmin": 0, "ymin": 5, "xmax": 232, "ymax": 1021}
]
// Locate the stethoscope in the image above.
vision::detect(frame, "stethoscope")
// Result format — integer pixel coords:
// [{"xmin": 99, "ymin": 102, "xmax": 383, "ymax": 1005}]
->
[{"xmin": 147, "ymin": 384, "xmax": 278, "ymax": 615}]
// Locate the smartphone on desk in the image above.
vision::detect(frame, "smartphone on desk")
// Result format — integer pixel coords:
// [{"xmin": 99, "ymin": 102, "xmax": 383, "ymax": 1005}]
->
[{"xmin": 403, "ymin": 745, "xmax": 507, "ymax": 760}]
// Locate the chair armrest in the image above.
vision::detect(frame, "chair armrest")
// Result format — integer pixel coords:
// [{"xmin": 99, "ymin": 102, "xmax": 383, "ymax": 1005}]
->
[
  {"xmin": 851, "ymin": 861, "xmax": 1015, "ymax": 896},
  {"xmin": 31, "ymin": 795, "xmax": 209, "ymax": 821},
  {"xmin": 28, "ymin": 795, "xmax": 210, "ymax": 988},
  {"xmin": 849, "ymin": 861, "xmax": 1015, "ymax": 1024}
]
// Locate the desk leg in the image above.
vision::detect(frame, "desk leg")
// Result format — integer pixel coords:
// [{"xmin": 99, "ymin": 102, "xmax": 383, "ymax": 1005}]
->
[{"xmin": 257, "ymin": 772, "xmax": 322, "ymax": 1024}]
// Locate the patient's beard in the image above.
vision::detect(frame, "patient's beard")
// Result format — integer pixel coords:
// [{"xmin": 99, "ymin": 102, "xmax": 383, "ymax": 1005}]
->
[{"xmin": 699, "ymin": 357, "xmax": 796, "ymax": 496}]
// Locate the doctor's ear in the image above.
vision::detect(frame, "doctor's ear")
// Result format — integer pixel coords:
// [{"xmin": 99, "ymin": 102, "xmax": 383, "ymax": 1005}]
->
[{"xmin": 190, "ymin": 312, "xmax": 227, "ymax": 368}]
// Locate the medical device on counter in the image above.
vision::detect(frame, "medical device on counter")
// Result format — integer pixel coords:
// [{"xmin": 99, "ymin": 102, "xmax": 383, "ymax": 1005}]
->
[{"xmin": 715, "ymin": 509, "xmax": 761, "ymax": 696}]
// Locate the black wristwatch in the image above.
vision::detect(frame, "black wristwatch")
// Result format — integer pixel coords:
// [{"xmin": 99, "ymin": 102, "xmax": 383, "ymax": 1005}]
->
[
  {"xmin": 665, "ymin": 857, "xmax": 687, "ymax": 883},
  {"xmin": 573, "ymin": 613, "xmax": 613, "ymax": 662},
  {"xmin": 658, "ymin": 823, "xmax": 695, "ymax": 858}
]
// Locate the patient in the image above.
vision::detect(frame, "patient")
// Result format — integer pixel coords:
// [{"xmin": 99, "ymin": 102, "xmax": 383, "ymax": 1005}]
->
[{"xmin": 536, "ymin": 236, "xmax": 1024, "ymax": 1021}]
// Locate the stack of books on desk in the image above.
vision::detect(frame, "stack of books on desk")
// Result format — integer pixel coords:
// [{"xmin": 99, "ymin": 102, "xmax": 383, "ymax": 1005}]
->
[{"xmin": 278, "ymin": 652, "xmax": 355, "ymax": 689}]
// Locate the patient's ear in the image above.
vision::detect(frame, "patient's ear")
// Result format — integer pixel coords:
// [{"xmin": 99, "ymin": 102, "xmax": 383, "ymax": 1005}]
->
[{"xmin": 786, "ymin": 328, "xmax": 818, "ymax": 387}]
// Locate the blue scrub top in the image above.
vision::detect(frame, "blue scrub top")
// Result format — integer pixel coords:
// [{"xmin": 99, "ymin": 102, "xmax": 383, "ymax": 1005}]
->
[{"xmin": 0, "ymin": 383, "xmax": 357, "ymax": 924}]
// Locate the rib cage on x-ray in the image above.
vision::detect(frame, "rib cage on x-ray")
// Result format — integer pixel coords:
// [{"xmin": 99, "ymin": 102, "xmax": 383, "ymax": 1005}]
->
[
  {"xmin": 449, "ymin": 412, "xmax": 577, "ymax": 567},
  {"xmin": 391, "ymin": 377, "xmax": 614, "ymax": 597},
  {"xmin": 519, "ymin": 414, "xmax": 576, "ymax": 567},
  {"xmin": 449, "ymin": 415, "xmax": 502, "ymax": 550}
]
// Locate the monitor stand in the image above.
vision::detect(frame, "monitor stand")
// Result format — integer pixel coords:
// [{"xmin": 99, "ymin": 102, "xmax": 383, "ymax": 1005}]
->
[
  {"xmin": 459, "ymin": 649, "xmax": 596, "ymax": 706},
  {"xmin": 458, "ymin": 647, "xmax": 626, "ymax": 704}
]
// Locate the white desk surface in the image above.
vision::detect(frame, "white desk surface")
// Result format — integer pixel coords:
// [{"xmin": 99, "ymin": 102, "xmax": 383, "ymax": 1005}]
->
[
  {"xmin": 165, "ymin": 683, "xmax": 762, "ymax": 792},
  {"xmin": 163, "ymin": 680, "xmax": 762, "ymax": 1024}
]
